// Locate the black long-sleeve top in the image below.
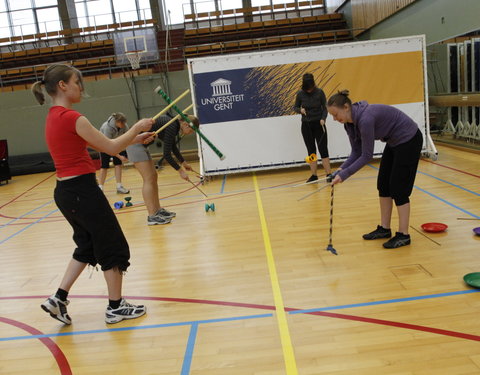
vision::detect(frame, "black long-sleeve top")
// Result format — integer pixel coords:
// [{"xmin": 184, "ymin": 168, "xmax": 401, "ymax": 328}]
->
[
  {"xmin": 152, "ymin": 115, "xmax": 184, "ymax": 170},
  {"xmin": 293, "ymin": 87, "xmax": 328, "ymax": 122}
]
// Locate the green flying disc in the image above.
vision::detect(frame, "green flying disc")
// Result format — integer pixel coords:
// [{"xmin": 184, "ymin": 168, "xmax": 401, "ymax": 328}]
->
[{"xmin": 463, "ymin": 272, "xmax": 480, "ymax": 288}]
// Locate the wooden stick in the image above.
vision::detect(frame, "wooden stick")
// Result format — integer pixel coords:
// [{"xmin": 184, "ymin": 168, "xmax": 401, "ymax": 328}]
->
[
  {"xmin": 297, "ymin": 183, "xmax": 329, "ymax": 201},
  {"xmin": 154, "ymin": 104, "xmax": 193, "ymax": 135},
  {"xmin": 152, "ymin": 89, "xmax": 190, "ymax": 120},
  {"xmin": 187, "ymin": 178, "xmax": 208, "ymax": 198}
]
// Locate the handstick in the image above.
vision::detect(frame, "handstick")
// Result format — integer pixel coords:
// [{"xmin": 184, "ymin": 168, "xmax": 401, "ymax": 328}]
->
[
  {"xmin": 154, "ymin": 104, "xmax": 193, "ymax": 135},
  {"xmin": 326, "ymin": 185, "xmax": 338, "ymax": 255},
  {"xmin": 154, "ymin": 86, "xmax": 225, "ymax": 160},
  {"xmin": 292, "ymin": 176, "xmax": 328, "ymax": 188},
  {"xmin": 187, "ymin": 178, "xmax": 208, "ymax": 198},
  {"xmin": 297, "ymin": 183, "xmax": 329, "ymax": 201},
  {"xmin": 152, "ymin": 89, "xmax": 190, "ymax": 121}
]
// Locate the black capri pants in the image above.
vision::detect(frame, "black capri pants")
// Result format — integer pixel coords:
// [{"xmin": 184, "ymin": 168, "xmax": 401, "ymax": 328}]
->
[
  {"xmin": 301, "ymin": 120, "xmax": 329, "ymax": 158},
  {"xmin": 100, "ymin": 150, "xmax": 127, "ymax": 169},
  {"xmin": 377, "ymin": 129, "xmax": 423, "ymax": 206},
  {"xmin": 54, "ymin": 173, "xmax": 130, "ymax": 271}
]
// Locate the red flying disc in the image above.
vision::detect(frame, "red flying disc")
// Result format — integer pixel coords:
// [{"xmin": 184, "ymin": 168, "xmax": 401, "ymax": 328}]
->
[{"xmin": 421, "ymin": 222, "xmax": 448, "ymax": 233}]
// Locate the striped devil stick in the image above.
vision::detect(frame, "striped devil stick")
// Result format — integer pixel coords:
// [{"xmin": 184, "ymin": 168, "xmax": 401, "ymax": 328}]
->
[
  {"xmin": 154, "ymin": 104, "xmax": 193, "ymax": 135},
  {"xmin": 152, "ymin": 89, "xmax": 190, "ymax": 121},
  {"xmin": 154, "ymin": 85, "xmax": 225, "ymax": 160},
  {"xmin": 326, "ymin": 185, "xmax": 338, "ymax": 255}
]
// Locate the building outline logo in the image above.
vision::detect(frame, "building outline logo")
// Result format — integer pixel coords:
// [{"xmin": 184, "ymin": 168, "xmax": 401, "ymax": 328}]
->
[{"xmin": 211, "ymin": 78, "xmax": 232, "ymax": 97}]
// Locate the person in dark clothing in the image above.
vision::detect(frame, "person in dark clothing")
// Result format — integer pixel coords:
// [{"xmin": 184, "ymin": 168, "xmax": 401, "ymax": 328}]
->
[
  {"xmin": 293, "ymin": 73, "xmax": 332, "ymax": 183},
  {"xmin": 152, "ymin": 114, "xmax": 200, "ymax": 180},
  {"xmin": 327, "ymin": 90, "xmax": 423, "ymax": 249}
]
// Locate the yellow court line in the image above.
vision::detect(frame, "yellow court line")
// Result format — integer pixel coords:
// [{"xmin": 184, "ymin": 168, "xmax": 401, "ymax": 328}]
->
[{"xmin": 252, "ymin": 173, "xmax": 298, "ymax": 375}]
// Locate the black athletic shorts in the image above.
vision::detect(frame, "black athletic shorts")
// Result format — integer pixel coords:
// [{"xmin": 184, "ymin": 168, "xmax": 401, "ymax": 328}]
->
[
  {"xmin": 54, "ymin": 173, "xmax": 130, "ymax": 271},
  {"xmin": 377, "ymin": 129, "xmax": 423, "ymax": 206},
  {"xmin": 100, "ymin": 150, "xmax": 127, "ymax": 169}
]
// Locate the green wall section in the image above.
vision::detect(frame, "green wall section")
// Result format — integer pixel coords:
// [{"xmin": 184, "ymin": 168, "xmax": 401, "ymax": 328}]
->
[
  {"xmin": 0, "ymin": 70, "xmax": 194, "ymax": 157},
  {"xmin": 360, "ymin": 0, "xmax": 480, "ymax": 46}
]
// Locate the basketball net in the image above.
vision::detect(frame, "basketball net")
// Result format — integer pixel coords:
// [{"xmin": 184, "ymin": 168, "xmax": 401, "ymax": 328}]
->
[{"xmin": 126, "ymin": 51, "xmax": 142, "ymax": 70}]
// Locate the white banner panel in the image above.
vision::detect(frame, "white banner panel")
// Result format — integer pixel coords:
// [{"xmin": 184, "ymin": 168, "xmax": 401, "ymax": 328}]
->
[{"xmin": 188, "ymin": 35, "xmax": 429, "ymax": 175}]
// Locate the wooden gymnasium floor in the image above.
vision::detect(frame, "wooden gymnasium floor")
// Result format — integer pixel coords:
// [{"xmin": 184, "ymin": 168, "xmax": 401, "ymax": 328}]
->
[{"xmin": 0, "ymin": 144, "xmax": 479, "ymax": 375}]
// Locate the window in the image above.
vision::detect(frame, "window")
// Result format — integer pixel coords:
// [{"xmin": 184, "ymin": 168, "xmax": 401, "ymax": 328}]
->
[
  {"xmin": 36, "ymin": 7, "xmax": 61, "ymax": 33},
  {"xmin": 34, "ymin": 0, "xmax": 57, "ymax": 6},
  {"xmin": 75, "ymin": 0, "xmax": 150, "ymax": 27},
  {"xmin": 251, "ymin": 0, "xmax": 271, "ymax": 6},
  {"xmin": 167, "ymin": 0, "xmax": 243, "ymax": 25},
  {"xmin": 219, "ymin": 0, "xmax": 242, "ymax": 12},
  {"xmin": 0, "ymin": 0, "xmax": 60, "ymax": 39},
  {"xmin": 11, "ymin": 9, "xmax": 36, "ymax": 36},
  {"xmin": 112, "ymin": 0, "xmax": 137, "ymax": 23},
  {"xmin": 9, "ymin": 0, "xmax": 32, "ymax": 11},
  {"xmin": 75, "ymin": 0, "xmax": 113, "ymax": 27},
  {"xmin": 164, "ymin": 0, "xmax": 187, "ymax": 25}
]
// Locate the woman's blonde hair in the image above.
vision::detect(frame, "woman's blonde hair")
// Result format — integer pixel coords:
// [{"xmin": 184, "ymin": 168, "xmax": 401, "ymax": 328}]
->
[{"xmin": 31, "ymin": 64, "xmax": 84, "ymax": 105}]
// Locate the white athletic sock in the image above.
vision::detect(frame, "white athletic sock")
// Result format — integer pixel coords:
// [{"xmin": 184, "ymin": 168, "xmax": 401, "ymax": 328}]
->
[{"xmin": 116, "ymin": 183, "xmax": 123, "ymax": 189}]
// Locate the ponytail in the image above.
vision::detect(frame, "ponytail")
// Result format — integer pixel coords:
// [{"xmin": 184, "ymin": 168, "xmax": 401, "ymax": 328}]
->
[
  {"xmin": 31, "ymin": 64, "xmax": 84, "ymax": 105},
  {"xmin": 31, "ymin": 80, "xmax": 46, "ymax": 105},
  {"xmin": 327, "ymin": 90, "xmax": 352, "ymax": 108}
]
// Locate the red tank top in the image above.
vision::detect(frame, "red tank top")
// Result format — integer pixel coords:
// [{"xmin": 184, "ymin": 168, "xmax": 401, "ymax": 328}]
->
[{"xmin": 45, "ymin": 106, "xmax": 96, "ymax": 178}]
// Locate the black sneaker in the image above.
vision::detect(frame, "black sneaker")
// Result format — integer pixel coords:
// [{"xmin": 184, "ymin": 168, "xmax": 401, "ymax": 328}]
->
[
  {"xmin": 362, "ymin": 225, "xmax": 392, "ymax": 240},
  {"xmin": 326, "ymin": 173, "xmax": 333, "ymax": 183},
  {"xmin": 383, "ymin": 232, "xmax": 411, "ymax": 249},
  {"xmin": 306, "ymin": 175, "xmax": 318, "ymax": 183}
]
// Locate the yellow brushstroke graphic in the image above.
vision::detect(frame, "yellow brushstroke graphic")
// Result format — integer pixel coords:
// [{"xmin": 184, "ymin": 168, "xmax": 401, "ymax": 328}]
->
[{"xmin": 244, "ymin": 51, "xmax": 424, "ymax": 118}]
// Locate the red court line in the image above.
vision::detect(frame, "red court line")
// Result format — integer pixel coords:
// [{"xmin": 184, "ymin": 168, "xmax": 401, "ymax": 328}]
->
[
  {"xmin": 422, "ymin": 159, "xmax": 480, "ymax": 178},
  {"xmin": 0, "ymin": 178, "xmax": 283, "ymax": 223},
  {"xmin": 0, "ymin": 316, "xmax": 72, "ymax": 375},
  {"xmin": 3, "ymin": 295, "xmax": 480, "ymax": 343},
  {"xmin": 0, "ymin": 173, "xmax": 55, "ymax": 210}
]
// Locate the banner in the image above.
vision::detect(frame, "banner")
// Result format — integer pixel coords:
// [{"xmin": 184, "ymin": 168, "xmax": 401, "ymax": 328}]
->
[{"xmin": 188, "ymin": 35, "xmax": 429, "ymax": 175}]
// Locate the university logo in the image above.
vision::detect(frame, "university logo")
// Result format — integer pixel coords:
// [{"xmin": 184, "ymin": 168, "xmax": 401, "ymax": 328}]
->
[
  {"xmin": 200, "ymin": 77, "xmax": 245, "ymax": 111},
  {"xmin": 211, "ymin": 78, "xmax": 232, "ymax": 96}
]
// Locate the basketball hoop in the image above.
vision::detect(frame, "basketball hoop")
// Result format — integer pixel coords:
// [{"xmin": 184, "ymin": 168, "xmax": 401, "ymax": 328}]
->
[{"xmin": 126, "ymin": 51, "xmax": 143, "ymax": 70}]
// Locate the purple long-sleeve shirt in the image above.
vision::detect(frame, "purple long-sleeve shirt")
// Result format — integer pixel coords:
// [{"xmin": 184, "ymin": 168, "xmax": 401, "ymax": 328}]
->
[{"xmin": 338, "ymin": 101, "xmax": 419, "ymax": 181}]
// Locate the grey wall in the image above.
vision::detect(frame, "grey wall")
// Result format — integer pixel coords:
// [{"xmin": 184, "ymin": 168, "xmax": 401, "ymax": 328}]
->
[
  {"xmin": 0, "ymin": 70, "xmax": 193, "ymax": 157},
  {"xmin": 359, "ymin": 0, "xmax": 480, "ymax": 46}
]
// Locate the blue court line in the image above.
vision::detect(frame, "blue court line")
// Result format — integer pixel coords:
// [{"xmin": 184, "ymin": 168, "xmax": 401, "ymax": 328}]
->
[
  {"xmin": 0, "ymin": 208, "xmax": 59, "ymax": 245},
  {"xmin": 417, "ymin": 170, "xmax": 480, "ymax": 197},
  {"xmin": 289, "ymin": 289, "xmax": 480, "ymax": 315},
  {"xmin": 366, "ymin": 164, "xmax": 480, "ymax": 219},
  {"xmin": 220, "ymin": 174, "xmax": 227, "ymax": 194},
  {"xmin": 0, "ymin": 313, "xmax": 272, "ymax": 342},
  {"xmin": 181, "ymin": 323, "xmax": 199, "ymax": 375},
  {"xmin": 0, "ymin": 200, "xmax": 55, "ymax": 230},
  {"xmin": 3, "ymin": 290, "xmax": 479, "ymax": 342},
  {"xmin": 414, "ymin": 185, "xmax": 480, "ymax": 218}
]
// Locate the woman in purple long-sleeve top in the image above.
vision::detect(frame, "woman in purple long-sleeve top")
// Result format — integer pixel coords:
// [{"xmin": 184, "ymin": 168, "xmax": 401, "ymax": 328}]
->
[{"xmin": 327, "ymin": 90, "xmax": 423, "ymax": 249}]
